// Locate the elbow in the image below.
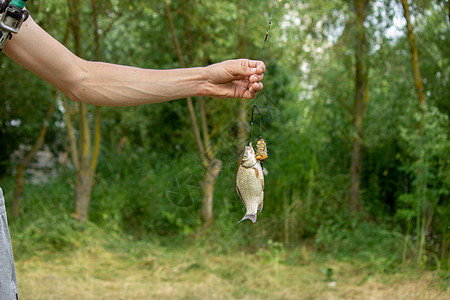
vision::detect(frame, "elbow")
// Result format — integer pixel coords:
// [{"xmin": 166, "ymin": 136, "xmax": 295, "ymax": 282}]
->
[{"xmin": 60, "ymin": 60, "xmax": 90, "ymax": 104}]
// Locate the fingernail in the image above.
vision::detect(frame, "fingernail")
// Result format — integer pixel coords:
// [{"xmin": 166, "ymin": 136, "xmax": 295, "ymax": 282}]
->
[{"xmin": 250, "ymin": 68, "xmax": 256, "ymax": 73}]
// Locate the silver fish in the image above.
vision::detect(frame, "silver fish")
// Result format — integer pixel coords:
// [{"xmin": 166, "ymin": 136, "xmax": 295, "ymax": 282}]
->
[{"xmin": 236, "ymin": 142, "xmax": 264, "ymax": 223}]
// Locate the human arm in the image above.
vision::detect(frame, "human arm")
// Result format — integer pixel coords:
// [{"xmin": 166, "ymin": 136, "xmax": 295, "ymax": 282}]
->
[{"xmin": 3, "ymin": 16, "xmax": 265, "ymax": 106}]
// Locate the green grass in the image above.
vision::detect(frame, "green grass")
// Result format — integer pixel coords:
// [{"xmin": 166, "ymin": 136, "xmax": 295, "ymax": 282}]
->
[
  {"xmin": 12, "ymin": 226, "xmax": 449, "ymax": 300},
  {"xmin": 2, "ymin": 173, "xmax": 448, "ymax": 299}
]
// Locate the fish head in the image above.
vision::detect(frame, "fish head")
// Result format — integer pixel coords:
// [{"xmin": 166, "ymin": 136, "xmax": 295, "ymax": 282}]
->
[{"xmin": 241, "ymin": 142, "xmax": 257, "ymax": 167}]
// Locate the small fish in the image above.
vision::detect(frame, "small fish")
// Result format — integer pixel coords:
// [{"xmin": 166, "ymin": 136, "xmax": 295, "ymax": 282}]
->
[{"xmin": 236, "ymin": 142, "xmax": 264, "ymax": 223}]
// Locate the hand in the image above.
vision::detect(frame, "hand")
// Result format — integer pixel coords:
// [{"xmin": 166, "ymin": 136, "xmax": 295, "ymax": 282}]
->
[{"xmin": 203, "ymin": 59, "xmax": 265, "ymax": 99}]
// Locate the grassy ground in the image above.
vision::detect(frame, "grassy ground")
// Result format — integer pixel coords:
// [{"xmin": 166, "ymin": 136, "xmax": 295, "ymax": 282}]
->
[{"xmin": 14, "ymin": 240, "xmax": 448, "ymax": 300}]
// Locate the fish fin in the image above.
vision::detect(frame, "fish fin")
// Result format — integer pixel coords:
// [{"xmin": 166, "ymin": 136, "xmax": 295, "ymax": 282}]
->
[
  {"xmin": 258, "ymin": 201, "xmax": 263, "ymax": 212},
  {"xmin": 254, "ymin": 167, "xmax": 259, "ymax": 179},
  {"xmin": 237, "ymin": 213, "xmax": 257, "ymax": 224}
]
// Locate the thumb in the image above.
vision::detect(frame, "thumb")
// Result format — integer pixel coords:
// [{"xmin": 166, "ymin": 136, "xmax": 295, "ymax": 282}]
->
[{"xmin": 226, "ymin": 63, "xmax": 254, "ymax": 78}]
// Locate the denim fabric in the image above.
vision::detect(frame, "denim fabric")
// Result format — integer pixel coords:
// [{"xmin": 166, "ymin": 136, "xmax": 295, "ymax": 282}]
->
[{"xmin": 0, "ymin": 188, "xmax": 18, "ymax": 300}]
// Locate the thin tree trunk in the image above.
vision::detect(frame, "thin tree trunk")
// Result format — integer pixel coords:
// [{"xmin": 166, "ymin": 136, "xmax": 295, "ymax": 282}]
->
[
  {"xmin": 90, "ymin": 106, "xmax": 101, "ymax": 174},
  {"xmin": 350, "ymin": 0, "xmax": 369, "ymax": 213},
  {"xmin": 62, "ymin": 95, "xmax": 79, "ymax": 170},
  {"xmin": 68, "ymin": 0, "xmax": 91, "ymax": 222},
  {"xmin": 199, "ymin": 98, "xmax": 222, "ymax": 224},
  {"xmin": 400, "ymin": 0, "xmax": 426, "ymax": 108},
  {"xmin": 163, "ymin": 1, "xmax": 207, "ymax": 166},
  {"xmin": 199, "ymin": 98, "xmax": 214, "ymax": 160},
  {"xmin": 60, "ymin": 18, "xmax": 79, "ymax": 172},
  {"xmin": 201, "ymin": 158, "xmax": 222, "ymax": 225},
  {"xmin": 75, "ymin": 101, "xmax": 93, "ymax": 222},
  {"xmin": 67, "ymin": 0, "xmax": 102, "ymax": 222},
  {"xmin": 164, "ymin": 1, "xmax": 222, "ymax": 224},
  {"xmin": 89, "ymin": 0, "xmax": 102, "ymax": 202},
  {"xmin": 400, "ymin": 0, "xmax": 430, "ymax": 266},
  {"xmin": 11, "ymin": 95, "xmax": 55, "ymax": 220}
]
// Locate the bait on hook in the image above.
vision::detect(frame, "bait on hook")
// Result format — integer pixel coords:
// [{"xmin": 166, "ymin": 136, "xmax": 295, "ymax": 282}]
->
[{"xmin": 255, "ymin": 137, "xmax": 268, "ymax": 162}]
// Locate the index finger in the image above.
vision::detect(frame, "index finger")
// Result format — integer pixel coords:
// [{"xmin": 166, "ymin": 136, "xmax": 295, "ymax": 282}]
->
[
  {"xmin": 247, "ymin": 60, "xmax": 266, "ymax": 73},
  {"xmin": 238, "ymin": 59, "xmax": 265, "ymax": 74}
]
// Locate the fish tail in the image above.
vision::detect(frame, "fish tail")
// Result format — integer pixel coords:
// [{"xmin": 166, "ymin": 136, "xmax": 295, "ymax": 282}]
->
[{"xmin": 237, "ymin": 213, "xmax": 257, "ymax": 224}]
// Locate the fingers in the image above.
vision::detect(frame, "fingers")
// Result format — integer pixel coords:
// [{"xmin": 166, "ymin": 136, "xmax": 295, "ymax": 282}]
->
[
  {"xmin": 244, "ymin": 59, "xmax": 266, "ymax": 74},
  {"xmin": 249, "ymin": 73, "xmax": 264, "ymax": 83},
  {"xmin": 249, "ymin": 82, "xmax": 263, "ymax": 92},
  {"xmin": 243, "ymin": 81, "xmax": 263, "ymax": 99},
  {"xmin": 228, "ymin": 59, "xmax": 265, "ymax": 77}
]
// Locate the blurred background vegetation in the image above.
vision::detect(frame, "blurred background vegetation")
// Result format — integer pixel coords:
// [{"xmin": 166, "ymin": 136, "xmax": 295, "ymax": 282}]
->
[{"xmin": 0, "ymin": 0, "xmax": 449, "ymax": 298}]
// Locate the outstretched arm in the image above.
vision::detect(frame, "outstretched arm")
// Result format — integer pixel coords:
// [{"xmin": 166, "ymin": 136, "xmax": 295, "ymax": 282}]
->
[{"xmin": 3, "ymin": 16, "xmax": 265, "ymax": 106}]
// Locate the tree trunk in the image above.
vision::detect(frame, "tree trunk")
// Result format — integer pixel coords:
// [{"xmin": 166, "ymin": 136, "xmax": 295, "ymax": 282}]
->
[
  {"xmin": 350, "ymin": 0, "xmax": 369, "ymax": 213},
  {"xmin": 350, "ymin": 139, "xmax": 362, "ymax": 212},
  {"xmin": 400, "ymin": 0, "xmax": 426, "ymax": 108},
  {"xmin": 66, "ymin": 0, "xmax": 102, "ymax": 222},
  {"xmin": 164, "ymin": 1, "xmax": 222, "ymax": 224},
  {"xmin": 74, "ymin": 102, "xmax": 93, "ymax": 222},
  {"xmin": 11, "ymin": 97, "xmax": 55, "ymax": 220},
  {"xmin": 74, "ymin": 166, "xmax": 93, "ymax": 222},
  {"xmin": 201, "ymin": 158, "xmax": 222, "ymax": 225},
  {"xmin": 400, "ymin": 0, "xmax": 429, "ymax": 266}
]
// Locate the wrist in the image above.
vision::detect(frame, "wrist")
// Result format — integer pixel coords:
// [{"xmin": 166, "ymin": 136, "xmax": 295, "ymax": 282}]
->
[{"xmin": 198, "ymin": 65, "xmax": 213, "ymax": 97}]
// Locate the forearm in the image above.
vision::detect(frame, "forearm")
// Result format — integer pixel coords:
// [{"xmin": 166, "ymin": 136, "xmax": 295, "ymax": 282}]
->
[{"xmin": 69, "ymin": 61, "xmax": 207, "ymax": 106}]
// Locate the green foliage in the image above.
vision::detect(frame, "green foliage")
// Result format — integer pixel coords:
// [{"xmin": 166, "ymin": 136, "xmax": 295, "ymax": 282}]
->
[
  {"xmin": 0, "ymin": 175, "xmax": 120, "ymax": 259},
  {"xmin": 315, "ymin": 217, "xmax": 405, "ymax": 272},
  {"xmin": 396, "ymin": 104, "xmax": 450, "ymax": 269}
]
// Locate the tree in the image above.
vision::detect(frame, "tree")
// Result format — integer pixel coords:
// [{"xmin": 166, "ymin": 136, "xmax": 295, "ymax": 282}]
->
[
  {"xmin": 350, "ymin": 0, "xmax": 370, "ymax": 213},
  {"xmin": 399, "ymin": 0, "xmax": 426, "ymax": 108},
  {"xmin": 64, "ymin": 0, "xmax": 102, "ymax": 222},
  {"xmin": 163, "ymin": 1, "xmax": 222, "ymax": 225},
  {"xmin": 398, "ymin": 0, "xmax": 435, "ymax": 267}
]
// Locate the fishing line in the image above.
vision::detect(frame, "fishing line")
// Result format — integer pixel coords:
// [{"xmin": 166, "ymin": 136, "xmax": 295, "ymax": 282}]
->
[
  {"xmin": 261, "ymin": 5, "xmax": 275, "ymax": 58},
  {"xmin": 250, "ymin": 3, "xmax": 275, "ymax": 145},
  {"xmin": 250, "ymin": 104, "xmax": 262, "ymax": 143}
]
